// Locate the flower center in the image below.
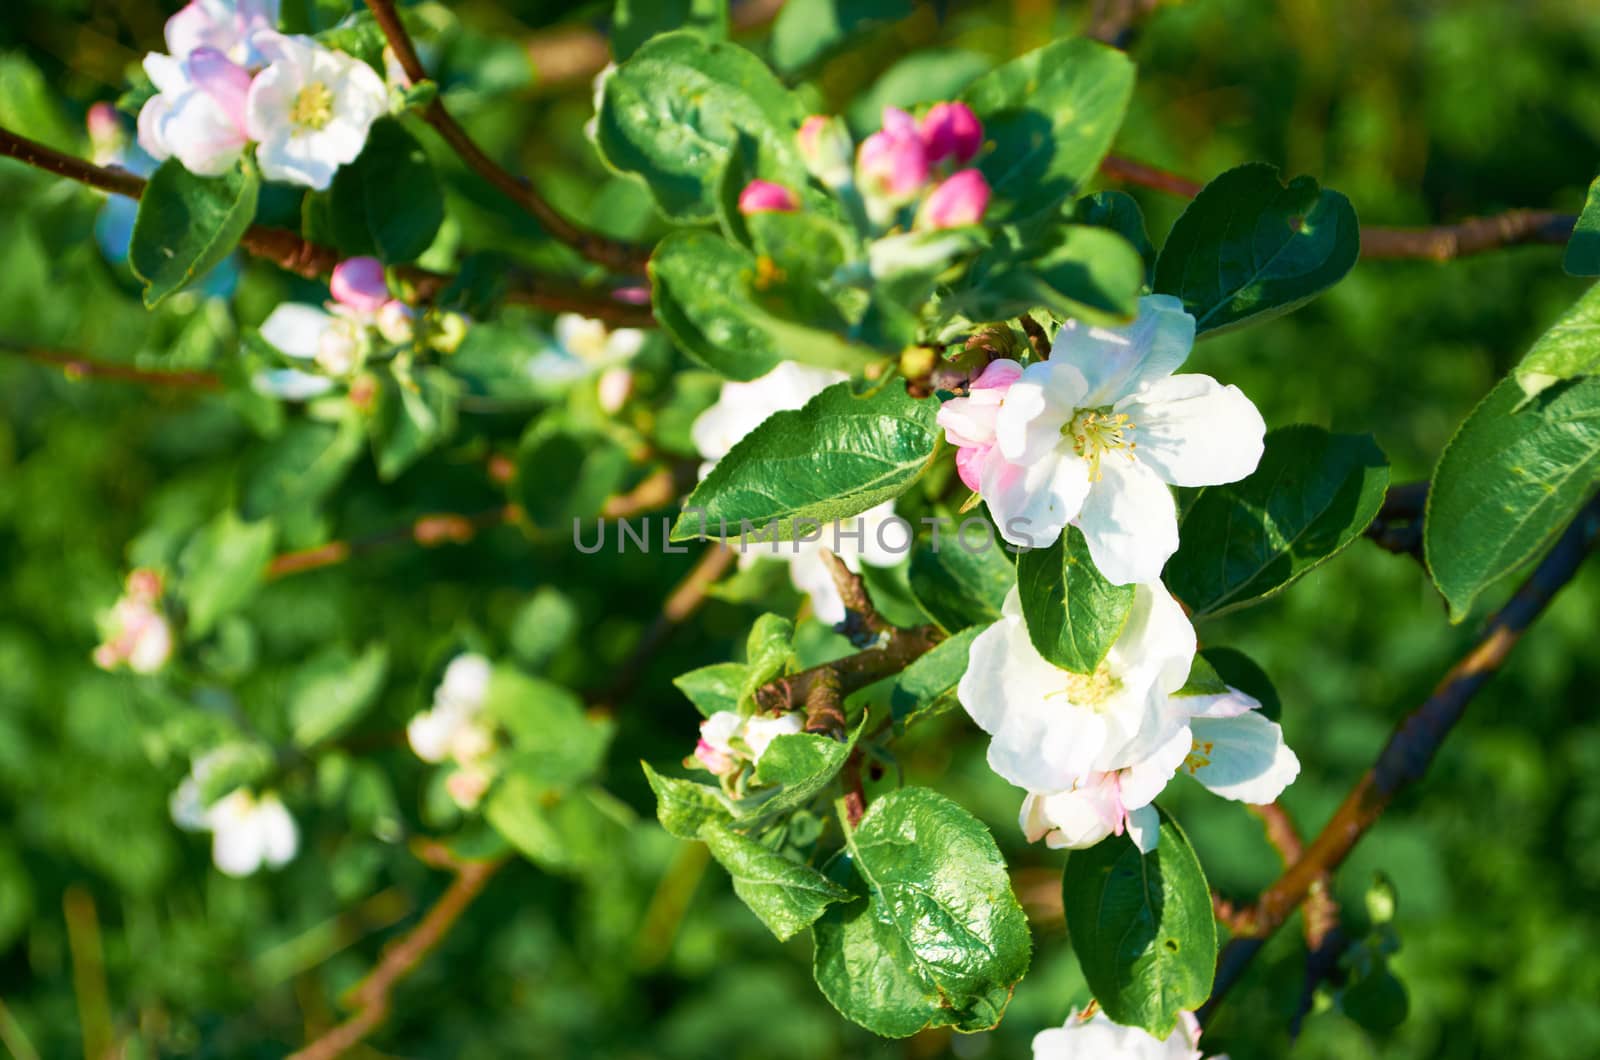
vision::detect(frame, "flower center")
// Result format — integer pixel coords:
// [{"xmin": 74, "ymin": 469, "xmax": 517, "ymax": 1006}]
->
[
  {"xmin": 1063, "ymin": 406, "xmax": 1136, "ymax": 480},
  {"xmin": 1046, "ymin": 666, "xmax": 1124, "ymax": 710},
  {"xmin": 1182, "ymin": 739, "xmax": 1215, "ymax": 775},
  {"xmin": 290, "ymin": 82, "xmax": 335, "ymax": 131}
]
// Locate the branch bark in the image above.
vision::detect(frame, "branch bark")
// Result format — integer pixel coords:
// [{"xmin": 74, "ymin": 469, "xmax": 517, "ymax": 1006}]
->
[
  {"xmin": 0, "ymin": 339, "xmax": 223, "ymax": 390},
  {"xmin": 363, "ymin": 0, "xmax": 649, "ymax": 274},
  {"xmin": 266, "ymin": 505, "xmax": 517, "ymax": 580},
  {"xmin": 1201, "ymin": 492, "xmax": 1600, "ymax": 1020}
]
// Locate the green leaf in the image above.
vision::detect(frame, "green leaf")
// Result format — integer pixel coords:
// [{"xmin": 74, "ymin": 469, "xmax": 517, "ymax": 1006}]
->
[
  {"xmin": 672, "ymin": 381, "xmax": 940, "ymax": 542},
  {"xmin": 485, "ymin": 668, "xmax": 613, "ymax": 790},
  {"xmin": 741, "ymin": 612, "xmax": 797, "ymax": 699},
  {"xmin": 1564, "ymin": 176, "xmax": 1600, "ymax": 277},
  {"xmin": 241, "ymin": 416, "xmax": 365, "ymax": 520},
  {"xmin": 674, "ymin": 662, "xmax": 748, "ymax": 718},
  {"xmin": 961, "ymin": 37, "xmax": 1135, "ymax": 220},
  {"xmin": 1173, "ymin": 653, "xmax": 1229, "ymax": 697},
  {"xmin": 129, "ymin": 157, "xmax": 259, "ymax": 307},
  {"xmin": 1152, "ymin": 163, "xmax": 1360, "ymax": 336},
  {"xmin": 612, "ymin": 0, "xmax": 729, "ymax": 62},
  {"xmin": 846, "ymin": 49, "xmax": 992, "ymax": 131},
  {"xmin": 642, "ymin": 763, "xmax": 734, "ymax": 840},
  {"xmin": 1513, "ymin": 282, "xmax": 1600, "ymax": 400},
  {"xmin": 1076, "ymin": 190, "xmax": 1154, "ymax": 270},
  {"xmin": 1425, "ymin": 375, "xmax": 1600, "ymax": 620},
  {"xmin": 1062, "ymin": 808, "xmax": 1217, "ymax": 1037},
  {"xmin": 704, "ymin": 824, "xmax": 854, "ymax": 941},
  {"xmin": 812, "ymin": 788, "xmax": 1031, "ymax": 1037},
  {"xmin": 907, "ymin": 529, "xmax": 1015, "ymax": 632},
  {"xmin": 1197, "ymin": 646, "xmax": 1281, "ymax": 721},
  {"xmin": 770, "ymin": 0, "xmax": 913, "ymax": 73},
  {"xmin": 1015, "ymin": 526, "xmax": 1136, "ymax": 673},
  {"xmin": 486, "ymin": 775, "xmax": 628, "ymax": 876},
  {"xmin": 960, "ymin": 225, "xmax": 1144, "ymax": 326},
  {"xmin": 178, "ymin": 510, "xmax": 277, "ymax": 638},
  {"xmin": 887, "ymin": 626, "xmax": 980, "ymax": 730},
  {"xmin": 289, "ymin": 645, "xmax": 390, "ymax": 747},
  {"xmin": 514, "ymin": 422, "xmax": 631, "ymax": 530},
  {"xmin": 1166, "ymin": 426, "xmax": 1390, "ymax": 618},
  {"xmin": 746, "ymin": 718, "xmax": 866, "ymax": 819},
  {"xmin": 368, "ymin": 367, "xmax": 461, "ymax": 481},
  {"xmin": 595, "ymin": 32, "xmax": 808, "ymax": 223},
  {"xmin": 329, "ymin": 118, "xmax": 445, "ymax": 263}
]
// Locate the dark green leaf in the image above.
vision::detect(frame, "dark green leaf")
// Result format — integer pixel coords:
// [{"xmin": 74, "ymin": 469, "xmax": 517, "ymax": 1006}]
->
[
  {"xmin": 514, "ymin": 422, "xmax": 631, "ymax": 530},
  {"xmin": 485, "ymin": 668, "xmax": 613, "ymax": 790},
  {"xmin": 770, "ymin": 0, "xmax": 913, "ymax": 74},
  {"xmin": 612, "ymin": 0, "xmax": 729, "ymax": 62},
  {"xmin": 1166, "ymin": 427, "xmax": 1390, "ymax": 618},
  {"xmin": 642, "ymin": 762, "xmax": 734, "ymax": 840},
  {"xmin": 369, "ymin": 367, "xmax": 461, "ymax": 481},
  {"xmin": 1198, "ymin": 646, "xmax": 1281, "ymax": 721},
  {"xmin": 960, "ymin": 225, "xmax": 1144, "ymax": 326},
  {"xmin": 674, "ymin": 662, "xmax": 748, "ymax": 718},
  {"xmin": 907, "ymin": 528, "xmax": 1015, "ymax": 632},
  {"xmin": 1153, "ymin": 163, "xmax": 1360, "ymax": 336},
  {"xmin": 129, "ymin": 158, "xmax": 259, "ymax": 307},
  {"xmin": 1564, "ymin": 176, "xmax": 1600, "ymax": 277},
  {"xmin": 486, "ymin": 775, "xmax": 628, "ymax": 876},
  {"xmin": 887, "ymin": 626, "xmax": 981, "ymax": 730},
  {"xmin": 1062, "ymin": 808, "xmax": 1216, "ymax": 1037},
  {"xmin": 672, "ymin": 381, "xmax": 940, "ymax": 542},
  {"xmin": 1426, "ymin": 375, "xmax": 1600, "ymax": 620},
  {"xmin": 1015, "ymin": 526, "xmax": 1136, "ymax": 673},
  {"xmin": 812, "ymin": 788, "xmax": 1030, "ymax": 1037},
  {"xmin": 1513, "ymin": 282, "xmax": 1600, "ymax": 400},
  {"xmin": 289, "ymin": 644, "xmax": 390, "ymax": 747},
  {"xmin": 178, "ymin": 510, "xmax": 277, "ymax": 638},
  {"xmin": 329, "ymin": 118, "xmax": 445, "ymax": 263},
  {"xmin": 746, "ymin": 719, "xmax": 866, "ymax": 819},
  {"xmin": 704, "ymin": 824, "xmax": 854, "ymax": 940},
  {"xmin": 241, "ymin": 416, "xmax": 365, "ymax": 520}
]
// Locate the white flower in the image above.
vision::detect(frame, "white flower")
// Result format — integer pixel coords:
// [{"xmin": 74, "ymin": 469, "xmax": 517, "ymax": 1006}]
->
[
  {"xmin": 245, "ymin": 33, "xmax": 388, "ymax": 190},
  {"xmin": 691, "ymin": 363, "xmax": 910, "ymax": 622},
  {"xmin": 137, "ymin": 48, "xmax": 253, "ymax": 176},
  {"xmin": 1034, "ymin": 1009, "xmax": 1217, "ymax": 1060},
  {"xmin": 252, "ymin": 367, "xmax": 335, "ymax": 401},
  {"xmin": 958, "ymin": 585, "xmax": 1196, "ymax": 794},
  {"xmin": 164, "ymin": 0, "xmax": 280, "ymax": 67},
  {"xmin": 971, "ymin": 295, "xmax": 1266, "ymax": 583},
  {"xmin": 258, "ymin": 302, "xmax": 369, "ymax": 376},
  {"xmin": 169, "ymin": 753, "xmax": 298, "ymax": 877},
  {"xmin": 407, "ymin": 654, "xmax": 496, "ymax": 792},
  {"xmin": 527, "ymin": 314, "xmax": 648, "ymax": 405},
  {"xmin": 693, "ymin": 710, "xmax": 805, "ymax": 777},
  {"xmin": 92, "ymin": 569, "xmax": 173, "ymax": 675}
]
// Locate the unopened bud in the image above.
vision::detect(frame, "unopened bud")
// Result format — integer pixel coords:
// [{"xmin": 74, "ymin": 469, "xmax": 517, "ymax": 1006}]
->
[
  {"xmin": 919, "ymin": 101, "xmax": 983, "ymax": 166},
  {"xmin": 597, "ymin": 366, "xmax": 634, "ymax": 414},
  {"xmin": 330, "ymin": 257, "xmax": 389, "ymax": 314},
  {"xmin": 375, "ymin": 299, "xmax": 415, "ymax": 344},
  {"xmin": 316, "ymin": 319, "xmax": 366, "ymax": 376},
  {"xmin": 797, "ymin": 114, "xmax": 853, "ymax": 188},
  {"xmin": 87, "ymin": 102, "xmax": 125, "ymax": 164},
  {"xmin": 433, "ymin": 311, "xmax": 470, "ymax": 354},
  {"xmin": 737, "ymin": 179, "xmax": 799, "ymax": 215},
  {"xmin": 856, "ymin": 108, "xmax": 929, "ymax": 206},
  {"xmin": 916, "ymin": 169, "xmax": 991, "ymax": 230}
]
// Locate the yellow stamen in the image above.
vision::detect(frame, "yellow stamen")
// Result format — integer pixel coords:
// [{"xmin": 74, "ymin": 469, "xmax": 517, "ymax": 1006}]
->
[
  {"xmin": 290, "ymin": 82, "xmax": 335, "ymax": 132},
  {"xmin": 1182, "ymin": 739, "xmax": 1215, "ymax": 775},
  {"xmin": 1044, "ymin": 666, "xmax": 1124, "ymax": 710},
  {"xmin": 1063, "ymin": 407, "xmax": 1137, "ymax": 481}
]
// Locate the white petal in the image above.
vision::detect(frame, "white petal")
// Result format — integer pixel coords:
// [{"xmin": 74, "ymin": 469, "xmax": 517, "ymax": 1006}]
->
[
  {"xmin": 259, "ymin": 303, "xmax": 334, "ymax": 359},
  {"xmin": 994, "ymin": 361, "xmax": 1087, "ymax": 464},
  {"xmin": 1111, "ymin": 582, "xmax": 1198, "ymax": 699},
  {"xmin": 1188, "ymin": 711, "xmax": 1301, "ymax": 804},
  {"xmin": 1117, "ymin": 724, "xmax": 1193, "ymax": 810},
  {"xmin": 161, "ymin": 89, "xmax": 246, "ymax": 175},
  {"xmin": 700, "ymin": 711, "xmax": 742, "ymax": 753},
  {"xmin": 143, "ymin": 52, "xmax": 191, "ymax": 97},
  {"xmin": 255, "ymin": 795, "xmax": 299, "ymax": 867},
  {"xmin": 1122, "ymin": 374, "xmax": 1266, "ymax": 487},
  {"xmin": 253, "ymin": 368, "xmax": 335, "ymax": 400},
  {"xmin": 1075, "ymin": 456, "xmax": 1179, "ymax": 586},
  {"xmin": 406, "ymin": 709, "xmax": 456, "ymax": 762},
  {"xmin": 1054, "ymin": 293, "xmax": 1196, "ymax": 406},
  {"xmin": 1179, "ymin": 685, "xmax": 1260, "ymax": 720},
  {"xmin": 743, "ymin": 712, "xmax": 804, "ymax": 762},
  {"xmin": 786, "ymin": 545, "xmax": 846, "ymax": 624},
  {"xmin": 1125, "ymin": 803, "xmax": 1161, "ymax": 853},
  {"xmin": 169, "ymin": 776, "xmax": 208, "ymax": 831},
  {"xmin": 1020, "ymin": 787, "xmax": 1116, "ymax": 850},
  {"xmin": 983, "ymin": 449, "xmax": 1092, "ymax": 550}
]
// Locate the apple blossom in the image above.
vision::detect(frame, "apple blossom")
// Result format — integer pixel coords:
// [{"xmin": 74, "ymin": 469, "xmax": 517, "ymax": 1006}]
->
[
  {"xmin": 258, "ymin": 302, "xmax": 369, "ymax": 377},
  {"xmin": 330, "ymin": 256, "xmax": 389, "ymax": 313},
  {"xmin": 375, "ymin": 299, "xmax": 417, "ymax": 344},
  {"xmin": 954, "ymin": 295, "xmax": 1266, "ymax": 583},
  {"xmin": 529, "ymin": 313, "xmax": 648, "ymax": 386},
  {"xmin": 692, "ymin": 710, "xmax": 805, "ymax": 779},
  {"xmin": 957, "ymin": 585, "xmax": 1196, "ymax": 794},
  {"xmin": 857, "ymin": 107, "xmax": 929, "ymax": 209},
  {"xmin": 164, "ymin": 0, "xmax": 280, "ymax": 67},
  {"xmin": 938, "ymin": 357, "xmax": 1025, "ymax": 490},
  {"xmin": 597, "ymin": 366, "xmax": 635, "ymax": 414},
  {"xmin": 92, "ymin": 569, "xmax": 173, "ymax": 674},
  {"xmin": 170, "ymin": 753, "xmax": 298, "ymax": 877},
  {"xmin": 738, "ymin": 179, "xmax": 800, "ymax": 214},
  {"xmin": 1034, "ymin": 1009, "xmax": 1219, "ymax": 1060},
  {"xmin": 407, "ymin": 654, "xmax": 494, "ymax": 765},
  {"xmin": 917, "ymin": 169, "xmax": 991, "ymax": 229},
  {"xmin": 137, "ymin": 48, "xmax": 253, "ymax": 176},
  {"xmin": 245, "ymin": 32, "xmax": 388, "ymax": 190},
  {"xmin": 797, "ymin": 114, "xmax": 854, "ymax": 188},
  {"xmin": 919, "ymin": 101, "xmax": 983, "ymax": 166}
]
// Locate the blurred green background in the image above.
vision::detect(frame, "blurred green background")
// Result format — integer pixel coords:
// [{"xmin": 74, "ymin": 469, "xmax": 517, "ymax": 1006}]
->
[{"xmin": 3, "ymin": 0, "xmax": 1600, "ymax": 1057}]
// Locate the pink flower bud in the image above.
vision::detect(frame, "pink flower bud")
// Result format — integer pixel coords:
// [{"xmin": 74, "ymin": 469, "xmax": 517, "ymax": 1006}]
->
[
  {"xmin": 187, "ymin": 47, "xmax": 252, "ymax": 134},
  {"xmin": 919, "ymin": 101, "xmax": 983, "ymax": 165},
  {"xmin": 87, "ymin": 102, "xmax": 124, "ymax": 163},
  {"xmin": 917, "ymin": 169, "xmax": 991, "ymax": 229},
  {"xmin": 613, "ymin": 285, "xmax": 651, "ymax": 306},
  {"xmin": 330, "ymin": 257, "xmax": 389, "ymax": 314},
  {"xmin": 857, "ymin": 108, "xmax": 929, "ymax": 204},
  {"xmin": 126, "ymin": 569, "xmax": 164, "ymax": 602},
  {"xmin": 738, "ymin": 179, "xmax": 799, "ymax": 215},
  {"xmin": 797, "ymin": 114, "xmax": 853, "ymax": 187}
]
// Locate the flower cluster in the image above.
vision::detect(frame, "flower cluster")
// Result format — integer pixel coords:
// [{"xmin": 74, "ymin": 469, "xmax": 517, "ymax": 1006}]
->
[
  {"xmin": 951, "ymin": 298, "xmax": 1296, "ymax": 852},
  {"xmin": 526, "ymin": 313, "xmax": 649, "ymax": 414},
  {"xmin": 1034, "ymin": 1009, "xmax": 1224, "ymax": 1060},
  {"xmin": 137, "ymin": 0, "xmax": 389, "ymax": 190},
  {"xmin": 691, "ymin": 709, "xmax": 806, "ymax": 791},
  {"xmin": 169, "ymin": 750, "xmax": 299, "ymax": 877},
  {"xmin": 739, "ymin": 102, "xmax": 992, "ymax": 232},
  {"xmin": 93, "ymin": 569, "xmax": 174, "ymax": 675},
  {"xmin": 406, "ymin": 654, "xmax": 498, "ymax": 809},
  {"xmin": 692, "ymin": 362, "xmax": 908, "ymax": 624}
]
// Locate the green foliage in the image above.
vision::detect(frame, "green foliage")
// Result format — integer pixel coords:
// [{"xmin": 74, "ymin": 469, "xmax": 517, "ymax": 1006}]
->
[
  {"xmin": 907, "ymin": 529, "xmax": 1015, "ymax": 632},
  {"xmin": 887, "ymin": 626, "xmax": 980, "ymax": 730},
  {"xmin": 1153, "ymin": 163, "xmax": 1360, "ymax": 336},
  {"xmin": 288, "ymin": 644, "xmax": 389, "ymax": 747},
  {"xmin": 704, "ymin": 825, "xmax": 853, "ymax": 940},
  {"xmin": 178, "ymin": 510, "xmax": 277, "ymax": 638},
  {"xmin": 129, "ymin": 158, "xmax": 260, "ymax": 307},
  {"xmin": 770, "ymin": 0, "xmax": 914, "ymax": 74},
  {"xmin": 328, "ymin": 118, "xmax": 446, "ymax": 263},
  {"xmin": 1062, "ymin": 809, "xmax": 1217, "ymax": 1036},
  {"xmin": 1565, "ymin": 177, "xmax": 1600, "ymax": 277},
  {"xmin": 1513, "ymin": 281, "xmax": 1600, "ymax": 399},
  {"xmin": 1166, "ymin": 427, "xmax": 1390, "ymax": 618},
  {"xmin": 612, "ymin": 0, "xmax": 729, "ymax": 62},
  {"xmin": 1015, "ymin": 526, "xmax": 1135, "ymax": 673}
]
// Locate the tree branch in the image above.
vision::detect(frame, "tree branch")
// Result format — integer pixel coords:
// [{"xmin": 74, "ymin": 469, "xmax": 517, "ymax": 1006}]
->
[
  {"xmin": 1096, "ymin": 154, "xmax": 1576, "ymax": 261},
  {"xmin": 287, "ymin": 842, "xmax": 507, "ymax": 1060},
  {"xmin": 1201, "ymin": 491, "xmax": 1600, "ymax": 1020},
  {"xmin": 0, "ymin": 125, "xmax": 652, "ymax": 328},
  {"xmin": 0, "ymin": 338, "xmax": 223, "ymax": 390},
  {"xmin": 1364, "ymin": 480, "xmax": 1428, "ymax": 558},
  {"xmin": 266, "ymin": 505, "xmax": 518, "ymax": 580},
  {"xmin": 363, "ymin": 0, "xmax": 649, "ymax": 274}
]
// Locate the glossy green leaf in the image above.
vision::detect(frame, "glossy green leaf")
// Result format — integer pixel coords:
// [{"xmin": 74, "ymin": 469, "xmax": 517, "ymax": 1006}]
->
[
  {"xmin": 369, "ymin": 367, "xmax": 461, "ymax": 481},
  {"xmin": 887, "ymin": 626, "xmax": 981, "ymax": 730},
  {"xmin": 960, "ymin": 226, "xmax": 1144, "ymax": 326},
  {"xmin": 672, "ymin": 381, "xmax": 941, "ymax": 542},
  {"xmin": 1564, "ymin": 176, "xmax": 1600, "ymax": 277},
  {"xmin": 329, "ymin": 118, "xmax": 445, "ymax": 263},
  {"xmin": 289, "ymin": 644, "xmax": 389, "ymax": 747},
  {"xmin": 486, "ymin": 775, "xmax": 628, "ymax": 877},
  {"xmin": 746, "ymin": 719, "xmax": 866, "ymax": 820},
  {"xmin": 1153, "ymin": 163, "xmax": 1360, "ymax": 336},
  {"xmin": 178, "ymin": 510, "xmax": 277, "ymax": 638},
  {"xmin": 514, "ymin": 421, "xmax": 631, "ymax": 530},
  {"xmin": 642, "ymin": 762, "xmax": 734, "ymax": 840},
  {"xmin": 812, "ymin": 788, "xmax": 1030, "ymax": 1037},
  {"xmin": 1015, "ymin": 526, "xmax": 1135, "ymax": 673},
  {"xmin": 1513, "ymin": 282, "xmax": 1600, "ymax": 400},
  {"xmin": 1062, "ymin": 808, "xmax": 1216, "ymax": 1036},
  {"xmin": 1166, "ymin": 426, "xmax": 1390, "ymax": 618},
  {"xmin": 1426, "ymin": 375, "xmax": 1600, "ymax": 620},
  {"xmin": 907, "ymin": 529, "xmax": 1015, "ymax": 632},
  {"xmin": 704, "ymin": 824, "xmax": 854, "ymax": 941},
  {"xmin": 129, "ymin": 157, "xmax": 259, "ymax": 307},
  {"xmin": 595, "ymin": 32, "xmax": 808, "ymax": 223},
  {"xmin": 961, "ymin": 37, "xmax": 1134, "ymax": 220},
  {"xmin": 674, "ymin": 662, "xmax": 748, "ymax": 718},
  {"xmin": 739, "ymin": 613, "xmax": 796, "ymax": 707}
]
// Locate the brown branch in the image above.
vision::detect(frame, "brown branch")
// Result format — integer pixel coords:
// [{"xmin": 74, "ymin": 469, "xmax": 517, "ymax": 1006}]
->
[
  {"xmin": 363, "ymin": 0, "xmax": 649, "ymax": 274},
  {"xmin": 1248, "ymin": 801, "xmax": 1340, "ymax": 950},
  {"xmin": 1096, "ymin": 154, "xmax": 1576, "ymax": 261},
  {"xmin": 1, "ymin": 339, "xmax": 223, "ymax": 390},
  {"xmin": 0, "ymin": 125, "xmax": 651, "ymax": 328},
  {"xmin": 1364, "ymin": 480, "xmax": 1428, "ymax": 558},
  {"xmin": 1018, "ymin": 315, "xmax": 1052, "ymax": 360},
  {"xmin": 1084, "ymin": 0, "xmax": 1161, "ymax": 47},
  {"xmin": 266, "ymin": 505, "xmax": 517, "ymax": 580},
  {"xmin": 288, "ymin": 842, "xmax": 506, "ymax": 1060},
  {"xmin": 819, "ymin": 549, "xmax": 891, "ymax": 646},
  {"xmin": 753, "ymin": 623, "xmax": 944, "ymax": 713},
  {"xmin": 1201, "ymin": 491, "xmax": 1600, "ymax": 1020},
  {"xmin": 803, "ymin": 666, "xmax": 846, "ymax": 735}
]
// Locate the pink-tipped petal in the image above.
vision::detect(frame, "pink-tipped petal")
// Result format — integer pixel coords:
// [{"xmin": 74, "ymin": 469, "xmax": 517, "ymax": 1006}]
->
[
  {"xmin": 918, "ymin": 169, "xmax": 991, "ymax": 229},
  {"xmin": 737, "ymin": 179, "xmax": 799, "ymax": 215},
  {"xmin": 330, "ymin": 256, "xmax": 389, "ymax": 313},
  {"xmin": 919, "ymin": 101, "xmax": 983, "ymax": 165}
]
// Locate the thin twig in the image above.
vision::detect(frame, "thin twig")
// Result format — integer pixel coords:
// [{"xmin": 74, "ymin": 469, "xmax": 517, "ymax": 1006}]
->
[
  {"xmin": 1018, "ymin": 315, "xmax": 1052, "ymax": 360},
  {"xmin": 803, "ymin": 666, "xmax": 846, "ymax": 735},
  {"xmin": 1096, "ymin": 154, "xmax": 1576, "ymax": 261},
  {"xmin": 819, "ymin": 549, "xmax": 891, "ymax": 647},
  {"xmin": 266, "ymin": 506, "xmax": 517, "ymax": 580},
  {"xmin": 63, "ymin": 887, "xmax": 113, "ymax": 1060},
  {"xmin": 363, "ymin": 0, "xmax": 649, "ymax": 274},
  {"xmin": 1201, "ymin": 491, "xmax": 1600, "ymax": 1020},
  {"xmin": 288, "ymin": 841, "xmax": 506, "ymax": 1060},
  {"xmin": 1, "ymin": 339, "xmax": 223, "ymax": 389},
  {"xmin": 1364, "ymin": 480, "xmax": 1428, "ymax": 558}
]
